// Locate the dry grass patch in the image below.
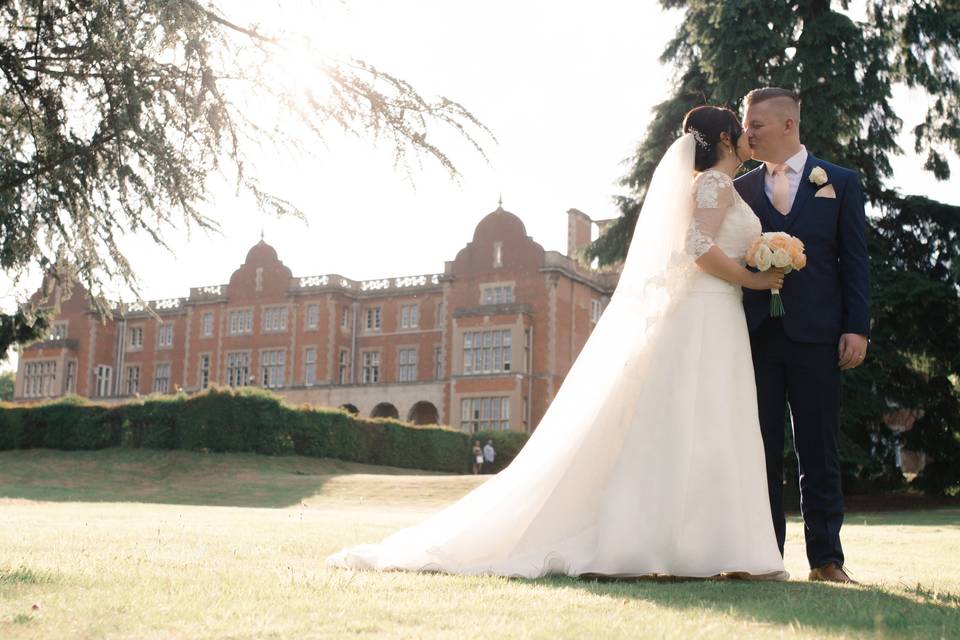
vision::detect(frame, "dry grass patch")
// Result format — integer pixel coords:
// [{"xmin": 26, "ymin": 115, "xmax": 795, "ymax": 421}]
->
[{"xmin": 0, "ymin": 449, "xmax": 957, "ymax": 639}]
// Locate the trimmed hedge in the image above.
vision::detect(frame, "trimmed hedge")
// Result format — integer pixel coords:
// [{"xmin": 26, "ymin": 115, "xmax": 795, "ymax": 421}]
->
[
  {"xmin": 469, "ymin": 430, "xmax": 530, "ymax": 474},
  {"xmin": 0, "ymin": 387, "xmax": 528, "ymax": 473}
]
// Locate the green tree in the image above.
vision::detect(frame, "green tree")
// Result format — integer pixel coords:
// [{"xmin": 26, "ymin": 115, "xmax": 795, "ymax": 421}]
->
[
  {"xmin": 0, "ymin": 0, "xmax": 491, "ymax": 352},
  {"xmin": 0, "ymin": 371, "xmax": 15, "ymax": 401},
  {"xmin": 587, "ymin": 0, "xmax": 960, "ymax": 495}
]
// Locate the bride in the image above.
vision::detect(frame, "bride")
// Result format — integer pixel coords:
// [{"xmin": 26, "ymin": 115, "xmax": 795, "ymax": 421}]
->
[{"xmin": 328, "ymin": 106, "xmax": 788, "ymax": 580}]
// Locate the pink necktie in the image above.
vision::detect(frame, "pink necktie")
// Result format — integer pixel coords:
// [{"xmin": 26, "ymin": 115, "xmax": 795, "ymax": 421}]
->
[{"xmin": 772, "ymin": 164, "xmax": 791, "ymax": 215}]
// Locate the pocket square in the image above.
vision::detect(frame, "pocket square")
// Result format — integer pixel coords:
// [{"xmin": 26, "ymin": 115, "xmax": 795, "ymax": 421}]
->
[{"xmin": 815, "ymin": 184, "xmax": 836, "ymax": 198}]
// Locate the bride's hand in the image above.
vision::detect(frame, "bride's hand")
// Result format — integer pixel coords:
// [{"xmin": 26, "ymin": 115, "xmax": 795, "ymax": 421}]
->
[{"xmin": 749, "ymin": 268, "xmax": 785, "ymax": 291}]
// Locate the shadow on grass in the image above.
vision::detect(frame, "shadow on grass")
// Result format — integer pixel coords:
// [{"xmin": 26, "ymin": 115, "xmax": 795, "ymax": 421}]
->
[
  {"xmin": 0, "ymin": 449, "xmax": 460, "ymax": 509},
  {"xmin": 540, "ymin": 576, "xmax": 959, "ymax": 639}
]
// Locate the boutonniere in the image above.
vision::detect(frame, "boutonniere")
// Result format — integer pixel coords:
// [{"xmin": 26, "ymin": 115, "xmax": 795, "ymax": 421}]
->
[{"xmin": 809, "ymin": 166, "xmax": 829, "ymax": 186}]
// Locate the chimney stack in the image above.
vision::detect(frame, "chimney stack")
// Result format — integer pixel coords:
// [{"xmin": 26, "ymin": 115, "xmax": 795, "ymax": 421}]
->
[{"xmin": 566, "ymin": 209, "xmax": 593, "ymax": 258}]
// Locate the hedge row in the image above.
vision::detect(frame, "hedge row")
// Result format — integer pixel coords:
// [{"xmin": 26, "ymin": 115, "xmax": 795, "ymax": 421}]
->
[{"xmin": 0, "ymin": 387, "xmax": 528, "ymax": 473}]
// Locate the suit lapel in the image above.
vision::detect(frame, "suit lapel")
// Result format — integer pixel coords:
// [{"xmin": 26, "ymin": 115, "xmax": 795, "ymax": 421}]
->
[{"xmin": 783, "ymin": 154, "xmax": 819, "ymax": 233}]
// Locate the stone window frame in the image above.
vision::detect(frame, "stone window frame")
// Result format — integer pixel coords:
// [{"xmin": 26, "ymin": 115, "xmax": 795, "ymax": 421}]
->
[
  {"xmin": 361, "ymin": 349, "xmax": 381, "ymax": 384},
  {"xmin": 201, "ymin": 312, "xmax": 215, "ymax": 338},
  {"xmin": 95, "ymin": 365, "xmax": 112, "ymax": 398},
  {"xmin": 364, "ymin": 306, "xmax": 382, "ymax": 333},
  {"xmin": 397, "ymin": 345, "xmax": 418, "ymax": 382},
  {"xmin": 462, "ymin": 328, "xmax": 512, "ymax": 375},
  {"xmin": 225, "ymin": 349, "xmax": 252, "ymax": 387},
  {"xmin": 128, "ymin": 324, "xmax": 145, "ymax": 351},
  {"xmin": 125, "ymin": 365, "xmax": 141, "ymax": 396},
  {"xmin": 259, "ymin": 347, "xmax": 287, "ymax": 388},
  {"xmin": 227, "ymin": 307, "xmax": 254, "ymax": 336},
  {"xmin": 153, "ymin": 362, "xmax": 172, "ymax": 393},
  {"xmin": 261, "ymin": 305, "xmax": 289, "ymax": 334},
  {"xmin": 305, "ymin": 303, "xmax": 320, "ymax": 330},
  {"xmin": 338, "ymin": 348, "xmax": 350, "ymax": 384},
  {"xmin": 50, "ymin": 320, "xmax": 69, "ymax": 341},
  {"xmin": 590, "ymin": 298, "xmax": 604, "ymax": 323},
  {"xmin": 64, "ymin": 359, "xmax": 77, "ymax": 394},
  {"xmin": 459, "ymin": 395, "xmax": 511, "ymax": 432},
  {"xmin": 156, "ymin": 322, "xmax": 174, "ymax": 349},
  {"xmin": 198, "ymin": 353, "xmax": 212, "ymax": 390},
  {"xmin": 22, "ymin": 359, "xmax": 57, "ymax": 398},
  {"xmin": 434, "ymin": 344, "xmax": 443, "ymax": 380},
  {"xmin": 479, "ymin": 280, "xmax": 515, "ymax": 305},
  {"xmin": 303, "ymin": 345, "xmax": 317, "ymax": 387},
  {"xmin": 399, "ymin": 303, "xmax": 420, "ymax": 330}
]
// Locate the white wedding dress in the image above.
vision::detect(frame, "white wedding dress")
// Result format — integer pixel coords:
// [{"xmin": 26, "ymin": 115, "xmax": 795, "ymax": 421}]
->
[{"xmin": 327, "ymin": 135, "xmax": 787, "ymax": 580}]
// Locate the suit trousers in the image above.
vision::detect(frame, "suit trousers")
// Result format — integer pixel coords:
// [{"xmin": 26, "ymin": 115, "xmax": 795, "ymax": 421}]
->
[{"xmin": 749, "ymin": 318, "xmax": 845, "ymax": 569}]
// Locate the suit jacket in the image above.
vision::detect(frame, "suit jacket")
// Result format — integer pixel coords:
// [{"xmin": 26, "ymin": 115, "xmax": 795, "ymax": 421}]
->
[{"xmin": 735, "ymin": 153, "xmax": 870, "ymax": 344}]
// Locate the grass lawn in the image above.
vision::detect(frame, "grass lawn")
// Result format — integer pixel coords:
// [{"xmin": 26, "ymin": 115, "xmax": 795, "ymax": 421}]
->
[{"xmin": 1, "ymin": 449, "xmax": 958, "ymax": 639}]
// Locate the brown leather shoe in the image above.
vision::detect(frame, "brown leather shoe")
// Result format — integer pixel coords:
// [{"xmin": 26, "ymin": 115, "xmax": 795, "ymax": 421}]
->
[{"xmin": 808, "ymin": 563, "xmax": 858, "ymax": 584}]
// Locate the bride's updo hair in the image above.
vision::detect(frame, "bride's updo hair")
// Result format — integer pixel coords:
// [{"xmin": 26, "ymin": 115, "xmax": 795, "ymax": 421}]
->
[{"xmin": 682, "ymin": 106, "xmax": 744, "ymax": 172}]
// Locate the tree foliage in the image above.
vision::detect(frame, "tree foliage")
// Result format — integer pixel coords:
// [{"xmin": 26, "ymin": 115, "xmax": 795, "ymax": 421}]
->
[
  {"xmin": 588, "ymin": 0, "xmax": 960, "ymax": 494},
  {"xmin": 0, "ymin": 371, "xmax": 15, "ymax": 401},
  {"xmin": 0, "ymin": 0, "xmax": 491, "ymax": 350}
]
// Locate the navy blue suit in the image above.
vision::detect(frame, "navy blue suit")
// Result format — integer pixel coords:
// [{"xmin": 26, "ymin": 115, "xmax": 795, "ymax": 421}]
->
[{"xmin": 735, "ymin": 153, "xmax": 870, "ymax": 569}]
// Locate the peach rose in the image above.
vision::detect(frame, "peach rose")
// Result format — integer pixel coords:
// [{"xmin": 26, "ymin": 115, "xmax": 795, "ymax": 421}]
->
[
  {"xmin": 768, "ymin": 234, "xmax": 791, "ymax": 251},
  {"xmin": 745, "ymin": 237, "xmax": 764, "ymax": 267}
]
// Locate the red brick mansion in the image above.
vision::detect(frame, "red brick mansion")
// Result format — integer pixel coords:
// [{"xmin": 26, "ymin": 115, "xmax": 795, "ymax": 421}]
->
[{"xmin": 15, "ymin": 207, "xmax": 619, "ymax": 433}]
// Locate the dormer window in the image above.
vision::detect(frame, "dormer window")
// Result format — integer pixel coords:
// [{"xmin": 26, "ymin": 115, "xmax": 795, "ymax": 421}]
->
[
  {"xmin": 50, "ymin": 322, "xmax": 68, "ymax": 340},
  {"xmin": 482, "ymin": 285, "xmax": 514, "ymax": 305}
]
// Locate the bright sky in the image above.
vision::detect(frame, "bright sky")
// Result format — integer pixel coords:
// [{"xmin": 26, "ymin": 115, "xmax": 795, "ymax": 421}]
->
[
  {"xmin": 2, "ymin": 1, "xmax": 957, "ymax": 371},
  {"xmin": 113, "ymin": 0, "xmax": 681, "ymax": 297}
]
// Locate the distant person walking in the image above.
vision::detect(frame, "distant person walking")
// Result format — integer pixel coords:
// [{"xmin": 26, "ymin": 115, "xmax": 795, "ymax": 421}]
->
[
  {"xmin": 471, "ymin": 441, "xmax": 483, "ymax": 475},
  {"xmin": 482, "ymin": 440, "xmax": 496, "ymax": 474}
]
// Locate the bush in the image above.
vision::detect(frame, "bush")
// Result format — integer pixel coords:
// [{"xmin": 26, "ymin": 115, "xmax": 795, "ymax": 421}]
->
[
  {"xmin": 0, "ymin": 388, "xmax": 530, "ymax": 473},
  {"xmin": 0, "ymin": 404, "xmax": 27, "ymax": 450},
  {"xmin": 27, "ymin": 396, "xmax": 115, "ymax": 450},
  {"xmin": 470, "ymin": 430, "xmax": 530, "ymax": 473}
]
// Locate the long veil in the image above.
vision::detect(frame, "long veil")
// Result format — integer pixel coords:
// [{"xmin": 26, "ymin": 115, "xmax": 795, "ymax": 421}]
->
[{"xmin": 328, "ymin": 135, "xmax": 700, "ymax": 575}]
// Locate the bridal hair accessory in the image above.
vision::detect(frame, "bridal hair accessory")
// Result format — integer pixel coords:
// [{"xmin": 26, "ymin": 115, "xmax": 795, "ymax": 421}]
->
[
  {"xmin": 746, "ymin": 232, "xmax": 807, "ymax": 317},
  {"xmin": 688, "ymin": 128, "xmax": 710, "ymax": 149},
  {"xmin": 808, "ymin": 166, "xmax": 829, "ymax": 186}
]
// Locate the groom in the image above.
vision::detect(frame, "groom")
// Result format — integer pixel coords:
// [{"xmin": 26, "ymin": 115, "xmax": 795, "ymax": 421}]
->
[{"xmin": 735, "ymin": 88, "xmax": 870, "ymax": 583}]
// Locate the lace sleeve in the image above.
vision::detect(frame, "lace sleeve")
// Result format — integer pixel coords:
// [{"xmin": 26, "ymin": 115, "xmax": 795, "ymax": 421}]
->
[{"xmin": 686, "ymin": 171, "xmax": 734, "ymax": 258}]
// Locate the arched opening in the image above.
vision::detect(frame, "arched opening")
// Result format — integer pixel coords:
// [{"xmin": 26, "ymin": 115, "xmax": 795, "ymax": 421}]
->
[
  {"xmin": 407, "ymin": 401, "xmax": 439, "ymax": 425},
  {"xmin": 339, "ymin": 403, "xmax": 359, "ymax": 415},
  {"xmin": 371, "ymin": 402, "xmax": 399, "ymax": 419}
]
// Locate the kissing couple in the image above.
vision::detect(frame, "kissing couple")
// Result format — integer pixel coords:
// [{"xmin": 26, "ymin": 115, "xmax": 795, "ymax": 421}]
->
[{"xmin": 328, "ymin": 87, "xmax": 870, "ymax": 584}]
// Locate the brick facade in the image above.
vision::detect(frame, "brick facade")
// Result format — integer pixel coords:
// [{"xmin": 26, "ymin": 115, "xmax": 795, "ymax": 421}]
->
[{"xmin": 16, "ymin": 207, "xmax": 619, "ymax": 433}]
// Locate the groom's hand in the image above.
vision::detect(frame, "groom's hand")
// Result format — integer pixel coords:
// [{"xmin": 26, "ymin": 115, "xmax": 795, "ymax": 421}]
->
[{"xmin": 838, "ymin": 333, "xmax": 869, "ymax": 370}]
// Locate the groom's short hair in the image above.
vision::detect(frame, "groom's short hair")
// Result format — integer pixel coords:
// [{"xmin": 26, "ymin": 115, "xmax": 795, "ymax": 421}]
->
[{"xmin": 745, "ymin": 88, "xmax": 801, "ymax": 120}]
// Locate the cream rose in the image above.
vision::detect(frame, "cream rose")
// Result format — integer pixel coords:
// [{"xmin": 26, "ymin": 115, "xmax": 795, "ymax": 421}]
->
[
  {"xmin": 755, "ymin": 244, "xmax": 773, "ymax": 271},
  {"xmin": 809, "ymin": 166, "xmax": 828, "ymax": 186},
  {"xmin": 772, "ymin": 248, "xmax": 792, "ymax": 269}
]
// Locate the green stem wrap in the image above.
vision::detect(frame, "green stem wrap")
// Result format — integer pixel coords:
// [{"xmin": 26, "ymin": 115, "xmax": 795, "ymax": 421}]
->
[{"xmin": 769, "ymin": 289, "xmax": 786, "ymax": 317}]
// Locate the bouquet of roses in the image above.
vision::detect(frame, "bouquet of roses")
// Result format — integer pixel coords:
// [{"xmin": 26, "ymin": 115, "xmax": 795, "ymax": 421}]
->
[{"xmin": 745, "ymin": 232, "xmax": 807, "ymax": 317}]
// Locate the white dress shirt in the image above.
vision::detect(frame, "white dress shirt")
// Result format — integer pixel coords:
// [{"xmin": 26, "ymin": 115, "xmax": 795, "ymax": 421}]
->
[
  {"xmin": 764, "ymin": 146, "xmax": 808, "ymax": 212},
  {"xmin": 483, "ymin": 443, "xmax": 495, "ymax": 463}
]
